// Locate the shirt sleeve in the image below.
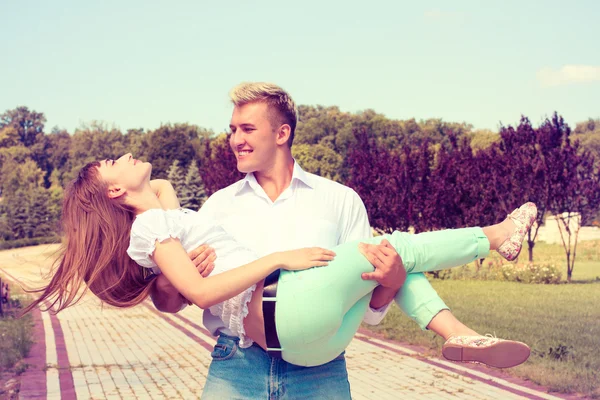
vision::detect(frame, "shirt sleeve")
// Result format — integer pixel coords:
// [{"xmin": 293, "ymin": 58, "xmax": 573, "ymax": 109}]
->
[
  {"xmin": 127, "ymin": 209, "xmax": 186, "ymax": 270},
  {"xmin": 339, "ymin": 189, "xmax": 392, "ymax": 325}
]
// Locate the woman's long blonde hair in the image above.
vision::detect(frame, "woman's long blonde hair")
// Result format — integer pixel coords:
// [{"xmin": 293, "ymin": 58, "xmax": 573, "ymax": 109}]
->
[{"xmin": 23, "ymin": 162, "xmax": 157, "ymax": 314}]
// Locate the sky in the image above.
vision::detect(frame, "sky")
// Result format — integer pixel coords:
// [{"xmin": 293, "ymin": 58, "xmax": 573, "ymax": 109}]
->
[{"xmin": 1, "ymin": 0, "xmax": 599, "ymax": 135}]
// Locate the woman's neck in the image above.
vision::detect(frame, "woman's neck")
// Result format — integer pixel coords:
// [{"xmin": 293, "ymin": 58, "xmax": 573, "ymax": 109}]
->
[{"xmin": 127, "ymin": 185, "xmax": 164, "ymax": 215}]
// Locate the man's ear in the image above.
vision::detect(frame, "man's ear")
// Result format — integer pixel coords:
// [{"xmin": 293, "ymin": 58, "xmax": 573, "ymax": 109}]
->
[
  {"xmin": 107, "ymin": 186, "xmax": 126, "ymax": 199},
  {"xmin": 275, "ymin": 124, "xmax": 292, "ymax": 146}
]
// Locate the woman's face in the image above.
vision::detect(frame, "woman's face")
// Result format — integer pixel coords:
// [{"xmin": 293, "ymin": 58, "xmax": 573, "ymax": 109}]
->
[{"xmin": 97, "ymin": 153, "xmax": 152, "ymax": 197}]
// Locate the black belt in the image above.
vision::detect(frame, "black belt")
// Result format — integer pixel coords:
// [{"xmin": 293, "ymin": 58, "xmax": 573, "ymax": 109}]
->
[{"xmin": 262, "ymin": 269, "xmax": 282, "ymax": 359}]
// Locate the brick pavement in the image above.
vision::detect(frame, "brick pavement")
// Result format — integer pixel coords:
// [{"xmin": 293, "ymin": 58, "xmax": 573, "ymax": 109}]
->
[{"xmin": 0, "ymin": 245, "xmax": 571, "ymax": 400}]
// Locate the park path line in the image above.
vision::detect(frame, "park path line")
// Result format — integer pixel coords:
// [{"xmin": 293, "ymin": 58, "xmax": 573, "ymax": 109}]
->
[{"xmin": 18, "ymin": 307, "xmax": 47, "ymax": 399}]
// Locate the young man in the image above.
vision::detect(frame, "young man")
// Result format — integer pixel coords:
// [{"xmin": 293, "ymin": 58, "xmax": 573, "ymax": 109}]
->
[{"xmin": 153, "ymin": 82, "xmax": 492, "ymax": 399}]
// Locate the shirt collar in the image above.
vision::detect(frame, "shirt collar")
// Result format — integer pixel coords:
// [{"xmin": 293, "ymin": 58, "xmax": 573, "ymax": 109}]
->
[{"xmin": 234, "ymin": 160, "xmax": 314, "ymax": 196}]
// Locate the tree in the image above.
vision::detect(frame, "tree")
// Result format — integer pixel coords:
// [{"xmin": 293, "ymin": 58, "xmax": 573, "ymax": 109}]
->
[
  {"xmin": 167, "ymin": 160, "xmax": 186, "ymax": 198},
  {"xmin": 65, "ymin": 122, "xmax": 128, "ymax": 182},
  {"xmin": 292, "ymin": 143, "xmax": 343, "ymax": 182},
  {"xmin": 0, "ymin": 107, "xmax": 49, "ymax": 180},
  {"xmin": 1, "ymin": 159, "xmax": 44, "ymax": 195},
  {"xmin": 144, "ymin": 124, "xmax": 200, "ymax": 179},
  {"xmin": 26, "ymin": 188, "xmax": 53, "ymax": 238},
  {"xmin": 1, "ymin": 190, "xmax": 29, "ymax": 239},
  {"xmin": 199, "ymin": 134, "xmax": 243, "ymax": 195},
  {"xmin": 345, "ymin": 128, "xmax": 411, "ymax": 233},
  {"xmin": 0, "ymin": 159, "xmax": 55, "ymax": 239},
  {"xmin": 180, "ymin": 160, "xmax": 207, "ymax": 210},
  {"xmin": 0, "ymin": 106, "xmax": 46, "ymax": 147},
  {"xmin": 0, "ymin": 126, "xmax": 20, "ymax": 148},
  {"xmin": 123, "ymin": 128, "xmax": 147, "ymax": 159},
  {"xmin": 546, "ymin": 117, "xmax": 600, "ymax": 281},
  {"xmin": 46, "ymin": 128, "xmax": 72, "ymax": 187}
]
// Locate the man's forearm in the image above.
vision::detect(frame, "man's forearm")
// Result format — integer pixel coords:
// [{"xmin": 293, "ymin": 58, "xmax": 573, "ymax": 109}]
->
[
  {"xmin": 151, "ymin": 274, "xmax": 187, "ymax": 313},
  {"xmin": 369, "ymin": 285, "xmax": 398, "ymax": 309}
]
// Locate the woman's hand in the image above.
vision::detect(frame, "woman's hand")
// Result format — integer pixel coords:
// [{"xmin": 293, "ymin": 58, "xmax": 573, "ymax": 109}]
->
[{"xmin": 276, "ymin": 247, "xmax": 336, "ymax": 271}]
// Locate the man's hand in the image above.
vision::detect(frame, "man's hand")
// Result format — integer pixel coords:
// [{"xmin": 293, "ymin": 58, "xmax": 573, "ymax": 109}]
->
[
  {"xmin": 358, "ymin": 239, "xmax": 406, "ymax": 290},
  {"xmin": 188, "ymin": 244, "xmax": 216, "ymax": 277}
]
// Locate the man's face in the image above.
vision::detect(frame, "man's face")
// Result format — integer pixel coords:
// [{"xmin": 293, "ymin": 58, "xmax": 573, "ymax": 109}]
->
[{"xmin": 229, "ymin": 102, "xmax": 279, "ymax": 174}]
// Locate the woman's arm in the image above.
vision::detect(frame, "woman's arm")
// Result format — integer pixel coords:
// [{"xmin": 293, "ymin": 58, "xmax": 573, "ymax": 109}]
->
[
  {"xmin": 150, "ymin": 179, "xmax": 180, "ymax": 209},
  {"xmin": 148, "ymin": 179, "xmax": 219, "ymax": 312},
  {"xmin": 152, "ymin": 239, "xmax": 335, "ymax": 310}
]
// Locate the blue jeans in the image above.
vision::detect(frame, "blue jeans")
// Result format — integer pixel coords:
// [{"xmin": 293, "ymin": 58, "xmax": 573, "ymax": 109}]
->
[{"xmin": 201, "ymin": 334, "xmax": 351, "ymax": 399}]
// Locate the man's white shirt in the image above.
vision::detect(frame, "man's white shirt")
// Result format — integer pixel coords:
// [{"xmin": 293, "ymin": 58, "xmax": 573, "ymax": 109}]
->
[{"xmin": 199, "ymin": 162, "xmax": 391, "ymax": 337}]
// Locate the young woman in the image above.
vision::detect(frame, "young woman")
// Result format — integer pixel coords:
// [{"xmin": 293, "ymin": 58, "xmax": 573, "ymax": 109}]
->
[{"xmin": 25, "ymin": 154, "xmax": 536, "ymax": 368}]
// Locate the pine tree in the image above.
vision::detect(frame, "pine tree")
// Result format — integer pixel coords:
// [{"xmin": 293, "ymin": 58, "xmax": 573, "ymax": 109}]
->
[
  {"xmin": 180, "ymin": 160, "xmax": 207, "ymax": 210},
  {"xmin": 27, "ymin": 187, "xmax": 53, "ymax": 238},
  {"xmin": 3, "ymin": 190, "xmax": 29, "ymax": 239},
  {"xmin": 167, "ymin": 160, "xmax": 186, "ymax": 198}
]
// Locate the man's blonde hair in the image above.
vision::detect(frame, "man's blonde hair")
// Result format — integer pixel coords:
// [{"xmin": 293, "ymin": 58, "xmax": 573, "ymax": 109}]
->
[{"xmin": 229, "ymin": 82, "xmax": 298, "ymax": 147}]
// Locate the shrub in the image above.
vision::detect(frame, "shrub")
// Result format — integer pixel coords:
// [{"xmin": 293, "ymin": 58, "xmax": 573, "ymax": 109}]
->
[
  {"xmin": 500, "ymin": 262, "xmax": 562, "ymax": 284},
  {"xmin": 0, "ymin": 236, "xmax": 60, "ymax": 250},
  {"xmin": 428, "ymin": 259, "xmax": 562, "ymax": 284},
  {"xmin": 0, "ymin": 315, "xmax": 33, "ymax": 369}
]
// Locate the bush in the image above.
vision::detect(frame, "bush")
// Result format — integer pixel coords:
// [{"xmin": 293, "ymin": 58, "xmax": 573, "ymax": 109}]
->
[
  {"xmin": 428, "ymin": 259, "xmax": 562, "ymax": 284},
  {"xmin": 0, "ymin": 278, "xmax": 34, "ymax": 371},
  {"xmin": 0, "ymin": 236, "xmax": 60, "ymax": 250},
  {"xmin": 500, "ymin": 262, "xmax": 562, "ymax": 284},
  {"xmin": 0, "ymin": 315, "xmax": 33, "ymax": 368}
]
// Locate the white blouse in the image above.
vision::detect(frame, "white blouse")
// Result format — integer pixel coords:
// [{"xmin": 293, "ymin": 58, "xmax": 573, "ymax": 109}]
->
[{"xmin": 126, "ymin": 208, "xmax": 259, "ymax": 348}]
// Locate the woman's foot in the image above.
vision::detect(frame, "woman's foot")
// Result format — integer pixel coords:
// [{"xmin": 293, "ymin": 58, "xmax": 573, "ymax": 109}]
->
[
  {"xmin": 497, "ymin": 202, "xmax": 537, "ymax": 261},
  {"xmin": 442, "ymin": 335, "xmax": 530, "ymax": 368}
]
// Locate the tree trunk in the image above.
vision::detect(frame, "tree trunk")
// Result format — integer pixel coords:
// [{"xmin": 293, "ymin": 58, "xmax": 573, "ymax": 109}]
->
[
  {"xmin": 567, "ymin": 252, "xmax": 572, "ymax": 283},
  {"xmin": 527, "ymin": 240, "xmax": 535, "ymax": 262}
]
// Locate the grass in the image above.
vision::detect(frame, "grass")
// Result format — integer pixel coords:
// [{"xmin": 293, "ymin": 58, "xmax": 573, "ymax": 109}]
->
[
  {"xmin": 365, "ymin": 240, "xmax": 600, "ymax": 398},
  {"xmin": 0, "ymin": 277, "xmax": 34, "ymax": 399},
  {"xmin": 0, "ymin": 280, "xmax": 33, "ymax": 370}
]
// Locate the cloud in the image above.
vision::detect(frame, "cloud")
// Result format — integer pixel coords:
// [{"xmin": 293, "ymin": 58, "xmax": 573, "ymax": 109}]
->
[
  {"xmin": 537, "ymin": 65, "xmax": 600, "ymax": 87},
  {"xmin": 424, "ymin": 9, "xmax": 465, "ymax": 22}
]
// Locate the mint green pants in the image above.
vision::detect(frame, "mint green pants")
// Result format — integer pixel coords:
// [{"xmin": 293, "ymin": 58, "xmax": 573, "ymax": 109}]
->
[{"xmin": 274, "ymin": 227, "xmax": 490, "ymax": 367}]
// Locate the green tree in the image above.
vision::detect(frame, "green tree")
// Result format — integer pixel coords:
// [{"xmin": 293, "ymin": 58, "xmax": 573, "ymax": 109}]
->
[
  {"xmin": 65, "ymin": 122, "xmax": 127, "ymax": 182},
  {"xmin": 1, "ymin": 190, "xmax": 29, "ymax": 239},
  {"xmin": 469, "ymin": 129, "xmax": 500, "ymax": 152},
  {"xmin": 26, "ymin": 188, "xmax": 53, "ymax": 238},
  {"xmin": 1, "ymin": 159, "xmax": 44, "ymax": 195},
  {"xmin": 0, "ymin": 107, "xmax": 49, "ymax": 181},
  {"xmin": 46, "ymin": 128, "xmax": 72, "ymax": 187},
  {"xmin": 292, "ymin": 143, "xmax": 343, "ymax": 182},
  {"xmin": 0, "ymin": 126, "xmax": 20, "ymax": 148},
  {"xmin": 124, "ymin": 128, "xmax": 147, "ymax": 160},
  {"xmin": 199, "ymin": 134, "xmax": 242, "ymax": 195},
  {"xmin": 145, "ymin": 124, "xmax": 197, "ymax": 179},
  {"xmin": 167, "ymin": 160, "xmax": 186, "ymax": 198},
  {"xmin": 0, "ymin": 106, "xmax": 46, "ymax": 147},
  {"xmin": 180, "ymin": 160, "xmax": 207, "ymax": 210}
]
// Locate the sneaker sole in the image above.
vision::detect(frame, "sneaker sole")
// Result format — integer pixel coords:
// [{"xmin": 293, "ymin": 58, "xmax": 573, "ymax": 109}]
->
[{"xmin": 442, "ymin": 340, "xmax": 530, "ymax": 368}]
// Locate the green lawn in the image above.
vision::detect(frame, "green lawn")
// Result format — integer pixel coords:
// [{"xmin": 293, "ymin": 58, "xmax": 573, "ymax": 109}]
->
[{"xmin": 365, "ymin": 241, "xmax": 600, "ymax": 398}]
